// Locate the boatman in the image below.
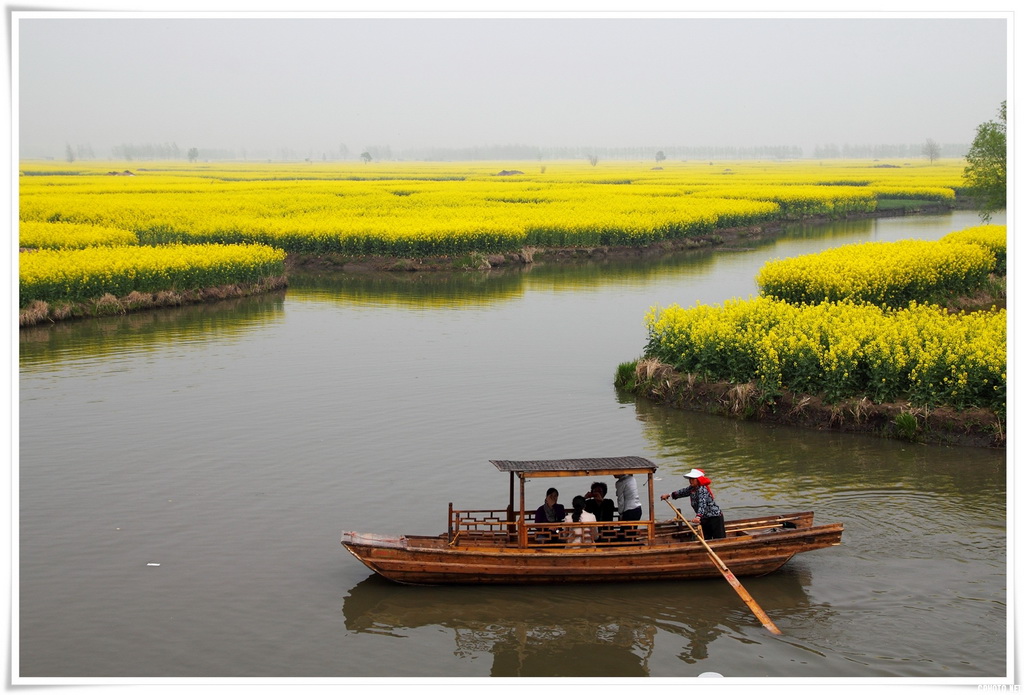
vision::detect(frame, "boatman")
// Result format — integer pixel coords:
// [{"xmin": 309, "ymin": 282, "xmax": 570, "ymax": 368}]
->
[{"xmin": 661, "ymin": 468, "xmax": 726, "ymax": 540}]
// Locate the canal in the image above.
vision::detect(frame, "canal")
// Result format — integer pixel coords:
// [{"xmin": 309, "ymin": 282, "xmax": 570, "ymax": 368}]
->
[{"xmin": 18, "ymin": 210, "xmax": 1007, "ymax": 681}]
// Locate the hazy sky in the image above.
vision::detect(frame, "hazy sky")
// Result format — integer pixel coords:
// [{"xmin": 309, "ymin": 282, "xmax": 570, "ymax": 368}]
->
[{"xmin": 15, "ymin": 12, "xmax": 1009, "ymax": 158}]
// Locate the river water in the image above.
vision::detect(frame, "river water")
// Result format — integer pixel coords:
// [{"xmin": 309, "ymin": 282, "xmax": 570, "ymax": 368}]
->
[{"xmin": 17, "ymin": 210, "xmax": 1009, "ymax": 683}]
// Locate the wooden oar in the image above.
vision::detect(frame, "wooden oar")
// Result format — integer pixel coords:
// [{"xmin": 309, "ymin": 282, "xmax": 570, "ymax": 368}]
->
[{"xmin": 664, "ymin": 498, "xmax": 782, "ymax": 635}]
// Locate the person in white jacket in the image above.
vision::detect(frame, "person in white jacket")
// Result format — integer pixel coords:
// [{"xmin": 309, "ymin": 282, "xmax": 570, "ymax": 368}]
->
[
  {"xmin": 566, "ymin": 495, "xmax": 597, "ymax": 544},
  {"xmin": 613, "ymin": 474, "xmax": 643, "ymax": 543},
  {"xmin": 614, "ymin": 474, "xmax": 642, "ymax": 521}
]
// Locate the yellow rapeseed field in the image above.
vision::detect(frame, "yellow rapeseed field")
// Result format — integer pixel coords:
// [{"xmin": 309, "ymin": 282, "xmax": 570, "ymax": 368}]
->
[
  {"xmin": 20, "ymin": 159, "xmax": 1003, "ymax": 415},
  {"xmin": 19, "ymin": 220, "xmax": 139, "ymax": 249},
  {"xmin": 644, "ymin": 297, "xmax": 1005, "ymax": 413},
  {"xmin": 756, "ymin": 238, "xmax": 996, "ymax": 307},
  {"xmin": 20, "ymin": 243, "xmax": 285, "ymax": 306},
  {"xmin": 645, "ymin": 219, "xmax": 1006, "ymax": 413},
  {"xmin": 19, "ymin": 159, "xmax": 964, "ymax": 256},
  {"xmin": 941, "ymin": 225, "xmax": 1007, "ymax": 274}
]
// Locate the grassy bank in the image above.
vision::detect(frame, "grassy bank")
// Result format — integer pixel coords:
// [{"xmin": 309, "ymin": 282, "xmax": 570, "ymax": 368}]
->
[{"xmin": 615, "ymin": 358, "xmax": 1004, "ymax": 447}]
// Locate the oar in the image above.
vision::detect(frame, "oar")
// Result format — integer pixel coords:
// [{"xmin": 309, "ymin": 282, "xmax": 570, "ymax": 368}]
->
[{"xmin": 664, "ymin": 498, "xmax": 782, "ymax": 635}]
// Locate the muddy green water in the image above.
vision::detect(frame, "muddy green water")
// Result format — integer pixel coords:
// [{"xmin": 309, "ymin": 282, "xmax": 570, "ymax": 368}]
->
[{"xmin": 18, "ymin": 210, "xmax": 1008, "ymax": 682}]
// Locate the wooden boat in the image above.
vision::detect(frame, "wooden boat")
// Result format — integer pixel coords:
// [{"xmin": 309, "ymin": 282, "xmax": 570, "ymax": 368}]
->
[{"xmin": 341, "ymin": 456, "xmax": 843, "ymax": 585}]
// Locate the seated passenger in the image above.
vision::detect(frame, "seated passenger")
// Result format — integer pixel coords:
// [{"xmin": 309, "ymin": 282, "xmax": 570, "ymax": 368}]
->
[
  {"xmin": 584, "ymin": 481, "xmax": 615, "ymax": 522},
  {"xmin": 585, "ymin": 481, "xmax": 616, "ymax": 542},
  {"xmin": 566, "ymin": 495, "xmax": 597, "ymax": 544},
  {"xmin": 534, "ymin": 488, "xmax": 565, "ymax": 543},
  {"xmin": 534, "ymin": 487, "xmax": 566, "ymax": 523}
]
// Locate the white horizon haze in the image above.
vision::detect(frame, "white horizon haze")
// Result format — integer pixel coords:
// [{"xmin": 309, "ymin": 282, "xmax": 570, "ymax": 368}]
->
[{"xmin": 14, "ymin": 12, "xmax": 1010, "ymax": 160}]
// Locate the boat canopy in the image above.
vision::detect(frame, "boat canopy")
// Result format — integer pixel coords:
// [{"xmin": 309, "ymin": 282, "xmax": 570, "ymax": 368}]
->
[
  {"xmin": 489, "ymin": 457, "xmax": 660, "ymax": 540},
  {"xmin": 490, "ymin": 456, "xmax": 657, "ymax": 479}
]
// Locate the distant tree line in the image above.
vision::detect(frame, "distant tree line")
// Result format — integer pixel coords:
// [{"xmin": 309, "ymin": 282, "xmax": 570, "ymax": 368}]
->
[
  {"xmin": 111, "ymin": 142, "xmax": 184, "ymax": 160},
  {"xmin": 405, "ymin": 144, "xmax": 807, "ymax": 161},
  {"xmin": 63, "ymin": 143, "xmax": 96, "ymax": 162},
  {"xmin": 386, "ymin": 142, "xmax": 971, "ymax": 162},
  {"xmin": 48, "ymin": 140, "xmax": 969, "ymax": 162},
  {"xmin": 812, "ymin": 142, "xmax": 968, "ymax": 159}
]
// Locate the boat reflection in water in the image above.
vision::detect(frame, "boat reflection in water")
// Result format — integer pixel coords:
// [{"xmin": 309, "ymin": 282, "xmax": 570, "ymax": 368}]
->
[{"xmin": 341, "ymin": 567, "xmax": 818, "ymax": 677}]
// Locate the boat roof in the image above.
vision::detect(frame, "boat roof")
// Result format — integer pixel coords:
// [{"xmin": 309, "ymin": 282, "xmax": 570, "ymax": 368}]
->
[{"xmin": 490, "ymin": 456, "xmax": 657, "ymax": 478}]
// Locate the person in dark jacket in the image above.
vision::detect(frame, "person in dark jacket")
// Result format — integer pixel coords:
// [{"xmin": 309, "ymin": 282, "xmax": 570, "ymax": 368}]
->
[
  {"xmin": 660, "ymin": 468, "xmax": 726, "ymax": 540},
  {"xmin": 534, "ymin": 487, "xmax": 565, "ymax": 522},
  {"xmin": 584, "ymin": 481, "xmax": 615, "ymax": 521},
  {"xmin": 584, "ymin": 481, "xmax": 616, "ymax": 542},
  {"xmin": 533, "ymin": 487, "xmax": 565, "ymax": 544}
]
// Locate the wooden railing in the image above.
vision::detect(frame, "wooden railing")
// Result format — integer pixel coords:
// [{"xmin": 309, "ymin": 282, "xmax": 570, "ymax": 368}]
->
[
  {"xmin": 447, "ymin": 507, "xmax": 516, "ymax": 546},
  {"xmin": 447, "ymin": 506, "xmax": 655, "ymax": 548}
]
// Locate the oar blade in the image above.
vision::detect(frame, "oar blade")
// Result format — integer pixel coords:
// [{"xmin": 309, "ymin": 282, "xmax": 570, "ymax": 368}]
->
[{"xmin": 662, "ymin": 498, "xmax": 783, "ymax": 635}]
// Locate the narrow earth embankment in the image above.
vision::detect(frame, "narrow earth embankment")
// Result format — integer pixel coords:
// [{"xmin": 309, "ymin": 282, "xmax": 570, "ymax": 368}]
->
[
  {"xmin": 618, "ymin": 349, "xmax": 1004, "ymax": 449},
  {"xmin": 19, "ymin": 276, "xmax": 288, "ymax": 327}
]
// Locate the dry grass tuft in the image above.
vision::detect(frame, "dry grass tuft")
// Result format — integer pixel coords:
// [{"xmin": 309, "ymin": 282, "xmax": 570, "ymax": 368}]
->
[
  {"xmin": 789, "ymin": 395, "xmax": 812, "ymax": 416},
  {"xmin": 201, "ymin": 285, "xmax": 233, "ymax": 300},
  {"xmin": 635, "ymin": 358, "xmax": 665, "ymax": 382},
  {"xmin": 51, "ymin": 303, "xmax": 73, "ymax": 321},
  {"xmin": 828, "ymin": 405, "xmax": 845, "ymax": 427},
  {"xmin": 154, "ymin": 290, "xmax": 182, "ymax": 306},
  {"xmin": 635, "ymin": 359, "xmax": 684, "ymax": 400},
  {"xmin": 122, "ymin": 291, "xmax": 154, "ymax": 309},
  {"xmin": 850, "ymin": 397, "xmax": 872, "ymax": 424},
  {"xmin": 725, "ymin": 382, "xmax": 757, "ymax": 415},
  {"xmin": 19, "ymin": 300, "xmax": 50, "ymax": 327},
  {"xmin": 93, "ymin": 293, "xmax": 124, "ymax": 315}
]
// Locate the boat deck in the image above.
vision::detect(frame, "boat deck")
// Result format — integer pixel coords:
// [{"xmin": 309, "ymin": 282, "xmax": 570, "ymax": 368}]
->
[{"xmin": 441, "ymin": 508, "xmax": 811, "ymax": 550}]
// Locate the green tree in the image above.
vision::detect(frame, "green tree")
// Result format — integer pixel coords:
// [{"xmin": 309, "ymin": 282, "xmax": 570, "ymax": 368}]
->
[
  {"xmin": 963, "ymin": 101, "xmax": 1006, "ymax": 221},
  {"xmin": 187, "ymin": 147, "xmax": 199, "ymax": 162},
  {"xmin": 655, "ymin": 150, "xmax": 666, "ymax": 163},
  {"xmin": 360, "ymin": 151, "xmax": 372, "ymax": 163}
]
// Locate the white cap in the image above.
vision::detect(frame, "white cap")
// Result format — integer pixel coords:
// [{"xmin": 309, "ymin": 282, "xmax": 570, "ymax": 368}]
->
[{"xmin": 683, "ymin": 468, "xmax": 705, "ymax": 478}]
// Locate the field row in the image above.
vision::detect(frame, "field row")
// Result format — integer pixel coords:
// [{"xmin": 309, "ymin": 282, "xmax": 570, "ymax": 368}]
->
[
  {"xmin": 19, "ymin": 243, "xmax": 286, "ymax": 307},
  {"xmin": 19, "ymin": 160, "xmax": 963, "ymax": 257},
  {"xmin": 644, "ymin": 297, "xmax": 1006, "ymax": 413},
  {"xmin": 756, "ymin": 226, "xmax": 1006, "ymax": 307}
]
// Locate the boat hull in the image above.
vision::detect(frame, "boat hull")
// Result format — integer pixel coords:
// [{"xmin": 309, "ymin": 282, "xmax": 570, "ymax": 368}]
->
[{"xmin": 341, "ymin": 513, "xmax": 843, "ymax": 585}]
